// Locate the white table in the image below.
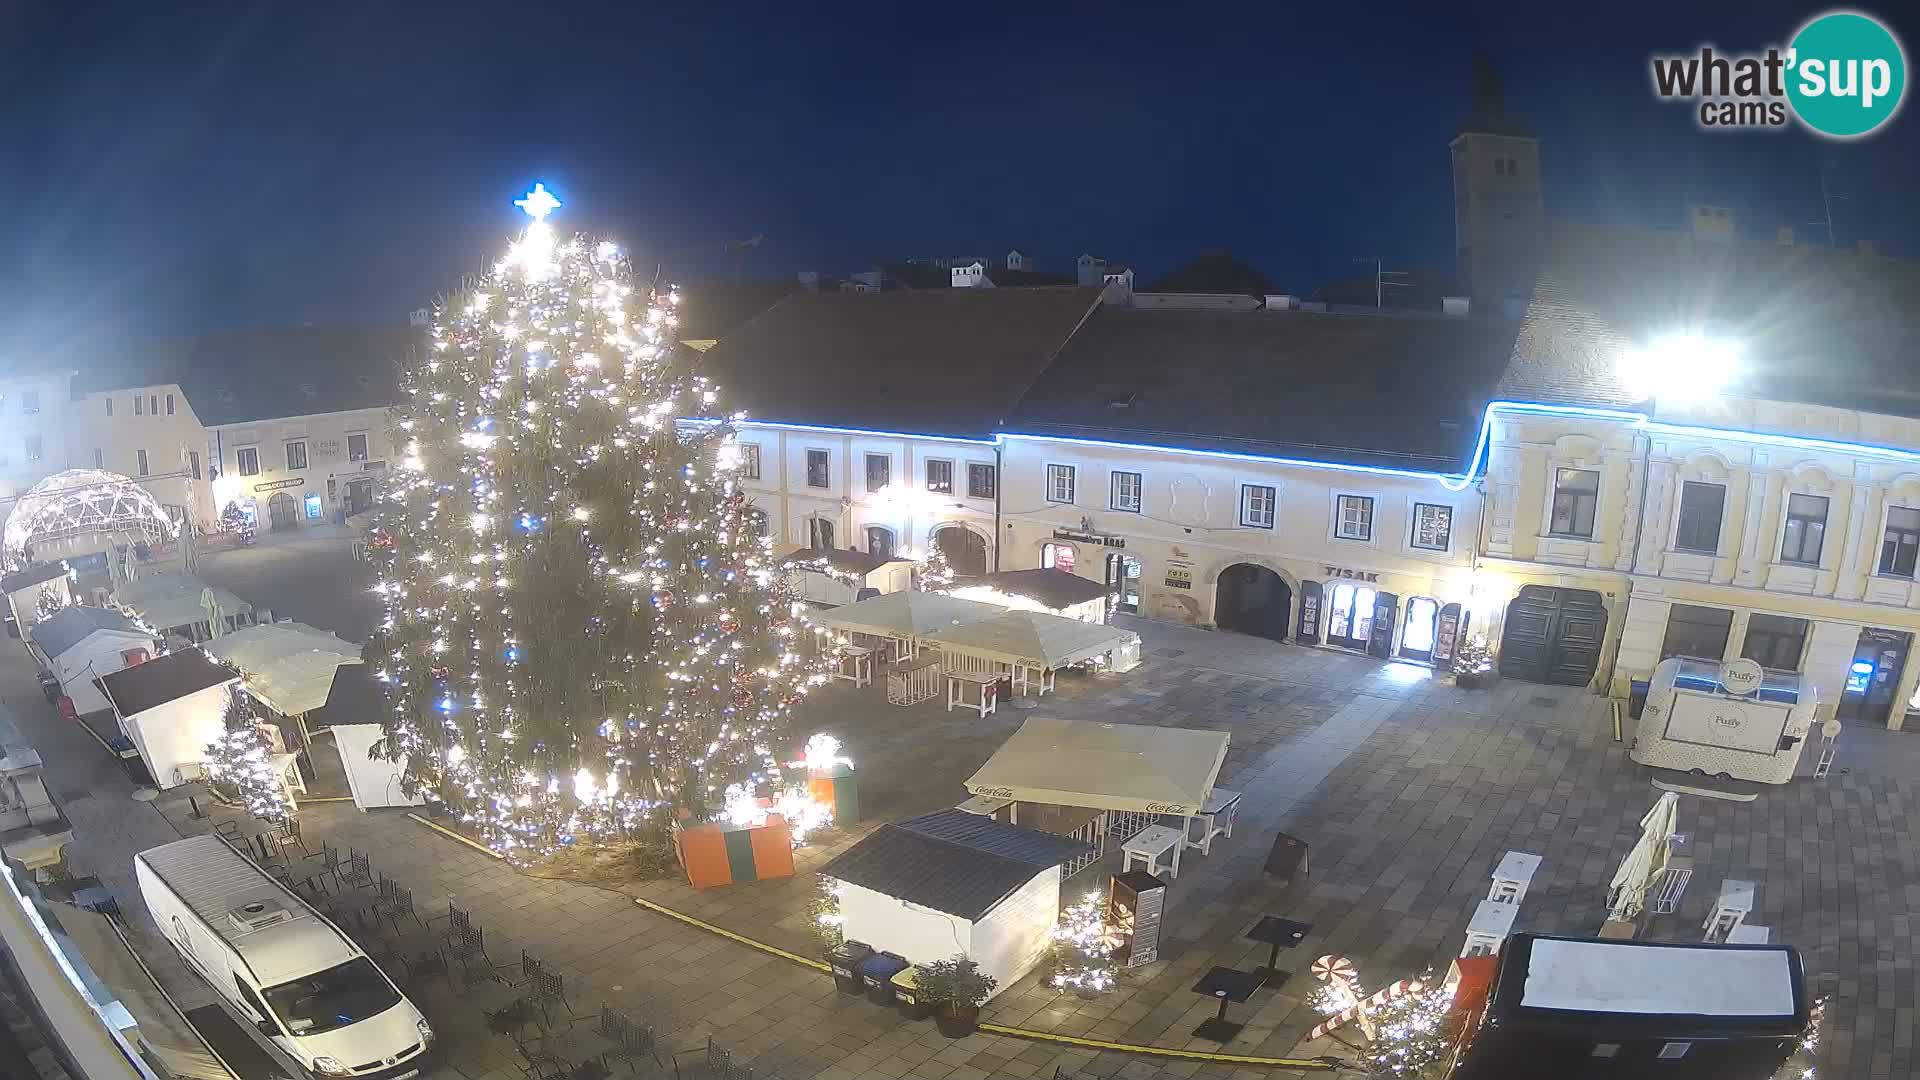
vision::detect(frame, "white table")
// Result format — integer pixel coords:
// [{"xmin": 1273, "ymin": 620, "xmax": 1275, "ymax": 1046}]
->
[
  {"xmin": 1726, "ymin": 924, "xmax": 1771, "ymax": 945},
  {"xmin": 945, "ymin": 670, "xmax": 998, "ymax": 717},
  {"xmin": 1010, "ymin": 664, "xmax": 1055, "ymax": 697},
  {"xmin": 1461, "ymin": 899, "xmax": 1518, "ymax": 957},
  {"xmin": 1488, "ymin": 851, "xmax": 1543, "ymax": 905},
  {"xmin": 955, "ymin": 795, "xmax": 1014, "ymax": 821},
  {"xmin": 1121, "ymin": 824, "xmax": 1186, "ymax": 880},
  {"xmin": 1185, "ymin": 788, "xmax": 1242, "ymax": 855},
  {"xmin": 833, "ymin": 645, "xmax": 876, "ymax": 688},
  {"xmin": 1703, "ymin": 878, "xmax": 1756, "ymax": 942}
]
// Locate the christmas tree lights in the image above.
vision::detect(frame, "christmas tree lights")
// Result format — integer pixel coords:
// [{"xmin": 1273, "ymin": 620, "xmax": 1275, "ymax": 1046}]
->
[
  {"xmin": 203, "ymin": 684, "xmax": 293, "ymax": 822},
  {"xmin": 915, "ymin": 540, "xmax": 955, "ymax": 591},
  {"xmin": 1048, "ymin": 892, "xmax": 1120, "ymax": 994},
  {"xmin": 371, "ymin": 184, "xmax": 827, "ymax": 859}
]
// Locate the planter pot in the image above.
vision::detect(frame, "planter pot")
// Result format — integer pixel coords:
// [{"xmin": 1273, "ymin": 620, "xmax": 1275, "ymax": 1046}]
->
[
  {"xmin": 934, "ymin": 1004, "xmax": 980, "ymax": 1039},
  {"xmin": 1455, "ymin": 670, "xmax": 1496, "ymax": 690}
]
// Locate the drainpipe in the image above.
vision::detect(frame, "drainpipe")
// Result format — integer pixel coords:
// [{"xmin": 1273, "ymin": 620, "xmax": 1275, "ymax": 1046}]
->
[
  {"xmin": 992, "ymin": 442, "xmax": 1003, "ymax": 572},
  {"xmin": 1599, "ymin": 429, "xmax": 1654, "ymax": 695}
]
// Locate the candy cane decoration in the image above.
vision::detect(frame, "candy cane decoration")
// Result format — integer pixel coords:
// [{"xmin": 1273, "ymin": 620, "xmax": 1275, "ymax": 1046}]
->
[
  {"xmin": 1308, "ymin": 977, "xmax": 1425, "ymax": 1041},
  {"xmin": 1309, "ymin": 955, "xmax": 1373, "ymax": 1040}
]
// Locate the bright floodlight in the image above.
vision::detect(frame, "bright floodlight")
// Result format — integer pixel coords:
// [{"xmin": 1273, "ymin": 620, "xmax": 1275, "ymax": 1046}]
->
[{"xmin": 1618, "ymin": 334, "xmax": 1740, "ymax": 402}]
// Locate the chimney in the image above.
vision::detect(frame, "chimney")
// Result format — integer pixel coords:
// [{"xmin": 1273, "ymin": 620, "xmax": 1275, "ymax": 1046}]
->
[
  {"xmin": 797, "ymin": 270, "xmax": 820, "ymax": 292},
  {"xmin": 1264, "ymin": 294, "xmax": 1296, "ymax": 311},
  {"xmin": 1076, "ymin": 254, "xmax": 1108, "ymax": 287},
  {"xmin": 1690, "ymin": 205, "xmax": 1735, "ymax": 244},
  {"xmin": 1776, "ymin": 226, "xmax": 1794, "ymax": 247},
  {"xmin": 951, "ymin": 262, "xmax": 992, "ymax": 288},
  {"xmin": 1442, "ymin": 296, "xmax": 1471, "ymax": 317}
]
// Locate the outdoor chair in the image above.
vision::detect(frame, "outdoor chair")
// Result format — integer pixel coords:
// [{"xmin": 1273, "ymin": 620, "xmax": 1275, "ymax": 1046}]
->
[
  {"xmin": 304, "ymin": 845, "xmax": 343, "ymax": 885},
  {"xmin": 448, "ymin": 923, "xmax": 496, "ymax": 983},
  {"xmin": 525, "ymin": 967, "xmax": 575, "ymax": 1028},
  {"xmin": 429, "ymin": 900, "xmax": 468, "ymax": 935},
  {"xmin": 596, "ymin": 1006, "xmax": 664, "ymax": 1073},
  {"xmin": 213, "ymin": 819, "xmax": 242, "ymax": 841},
  {"xmin": 374, "ymin": 883, "xmax": 425, "ymax": 934},
  {"xmin": 395, "ymin": 946, "xmax": 452, "ymax": 989},
  {"xmin": 333, "ymin": 850, "xmax": 375, "ymax": 892},
  {"xmin": 501, "ymin": 1025, "xmax": 572, "ymax": 1080},
  {"xmin": 673, "ymin": 1036, "xmax": 752, "ymax": 1080},
  {"xmin": 272, "ymin": 816, "xmax": 310, "ymax": 854}
]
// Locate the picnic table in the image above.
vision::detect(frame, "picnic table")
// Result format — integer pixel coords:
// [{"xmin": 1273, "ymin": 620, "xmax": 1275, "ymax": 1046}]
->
[
  {"xmin": 944, "ymin": 669, "xmax": 998, "ymax": 717},
  {"xmin": 1121, "ymin": 824, "xmax": 1185, "ymax": 879}
]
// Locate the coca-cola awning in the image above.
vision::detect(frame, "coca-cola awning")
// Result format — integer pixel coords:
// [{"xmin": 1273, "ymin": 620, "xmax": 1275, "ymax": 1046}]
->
[{"xmin": 963, "ymin": 716, "xmax": 1229, "ymax": 817}]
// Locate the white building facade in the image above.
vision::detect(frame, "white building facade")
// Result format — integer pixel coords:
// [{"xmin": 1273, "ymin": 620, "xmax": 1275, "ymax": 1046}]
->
[
  {"xmin": 70, "ymin": 382, "xmax": 216, "ymax": 532},
  {"xmin": 207, "ymin": 405, "xmax": 397, "ymax": 531}
]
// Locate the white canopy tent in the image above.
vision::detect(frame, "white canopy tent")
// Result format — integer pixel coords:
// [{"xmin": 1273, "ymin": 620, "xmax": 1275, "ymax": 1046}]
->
[
  {"xmin": 924, "ymin": 610, "xmax": 1141, "ymax": 694},
  {"xmin": 809, "ymin": 590, "xmax": 1007, "ymax": 659},
  {"xmin": 203, "ymin": 622, "xmax": 364, "ymax": 718},
  {"xmin": 113, "ymin": 574, "xmax": 252, "ymax": 642}
]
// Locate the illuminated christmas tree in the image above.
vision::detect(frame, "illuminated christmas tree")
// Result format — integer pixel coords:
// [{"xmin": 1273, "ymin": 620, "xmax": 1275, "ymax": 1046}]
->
[
  {"xmin": 203, "ymin": 685, "xmax": 292, "ymax": 822},
  {"xmin": 916, "ymin": 539, "xmax": 955, "ymax": 591},
  {"xmin": 371, "ymin": 184, "xmax": 826, "ymax": 859}
]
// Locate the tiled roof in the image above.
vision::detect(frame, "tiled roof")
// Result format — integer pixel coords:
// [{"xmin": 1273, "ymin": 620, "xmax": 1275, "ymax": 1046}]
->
[
  {"xmin": 820, "ymin": 809, "xmax": 1089, "ymax": 921},
  {"xmin": 98, "ymin": 649, "xmax": 237, "ymax": 716},
  {"xmin": 1008, "ymin": 305, "xmax": 1521, "ymax": 471},
  {"xmin": 1500, "ymin": 223, "xmax": 1920, "ymax": 417},
  {"xmin": 88, "ymin": 326, "xmax": 421, "ymax": 427},
  {"xmin": 697, "ymin": 288, "xmax": 1101, "ymax": 439}
]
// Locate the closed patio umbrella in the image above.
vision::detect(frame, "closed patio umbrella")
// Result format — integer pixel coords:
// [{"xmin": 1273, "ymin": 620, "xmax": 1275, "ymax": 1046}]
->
[
  {"xmin": 1607, "ymin": 791, "xmax": 1679, "ymax": 923},
  {"xmin": 200, "ymin": 587, "xmax": 224, "ymax": 639}
]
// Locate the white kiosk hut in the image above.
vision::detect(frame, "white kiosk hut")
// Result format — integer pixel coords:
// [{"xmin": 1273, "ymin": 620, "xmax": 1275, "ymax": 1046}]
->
[
  {"xmin": 820, "ymin": 809, "xmax": 1091, "ymax": 1001},
  {"xmin": 306, "ymin": 666, "xmax": 420, "ymax": 810},
  {"xmin": 963, "ymin": 717, "xmax": 1229, "ymax": 879},
  {"xmin": 27, "ymin": 607, "xmax": 156, "ymax": 714},
  {"xmin": 1631, "ymin": 658, "xmax": 1818, "ymax": 784},
  {"xmin": 205, "ymin": 622, "xmax": 366, "ymax": 796},
  {"xmin": 98, "ymin": 650, "xmax": 242, "ymax": 789}
]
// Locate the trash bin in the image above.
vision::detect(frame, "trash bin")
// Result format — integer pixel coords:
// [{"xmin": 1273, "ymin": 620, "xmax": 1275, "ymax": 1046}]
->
[
  {"xmin": 829, "ymin": 941, "xmax": 873, "ymax": 995},
  {"xmin": 859, "ymin": 951, "xmax": 910, "ymax": 1006},
  {"xmin": 891, "ymin": 965, "xmax": 930, "ymax": 1021}
]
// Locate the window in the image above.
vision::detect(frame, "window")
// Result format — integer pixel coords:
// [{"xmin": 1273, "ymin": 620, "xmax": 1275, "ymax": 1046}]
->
[
  {"xmin": 807, "ymin": 517, "xmax": 835, "ymax": 550},
  {"xmin": 262, "ymin": 957, "xmax": 400, "ymax": 1037},
  {"xmin": 135, "ymin": 395, "xmax": 145, "ymax": 416},
  {"xmin": 93, "ymin": 448, "xmax": 104, "ymax": 469},
  {"xmin": 1110, "ymin": 471, "xmax": 1142, "ymax": 513},
  {"xmin": 805, "ymin": 449, "xmax": 830, "ymax": 489},
  {"xmin": 866, "ymin": 526, "xmax": 895, "ymax": 558},
  {"xmin": 1742, "ymin": 613, "xmax": 1810, "ymax": 672},
  {"xmin": 24, "ymin": 435, "xmax": 41, "ymax": 462},
  {"xmin": 926, "ymin": 459, "xmax": 953, "ymax": 494},
  {"xmin": 1335, "ymin": 495, "xmax": 1374, "ymax": 541},
  {"xmin": 165, "ymin": 393, "xmax": 175, "ymax": 416},
  {"xmin": 967, "ymin": 462, "xmax": 996, "ymax": 499},
  {"xmin": 304, "ymin": 494, "xmax": 322, "ymax": 520},
  {"xmin": 105, "ymin": 397, "xmax": 113, "ymax": 417},
  {"xmin": 136, "ymin": 449, "xmax": 149, "ymax": 476},
  {"xmin": 1660, "ymin": 604, "xmax": 1733, "ymax": 661},
  {"xmin": 1411, "ymin": 502, "xmax": 1453, "ymax": 551},
  {"xmin": 285, "ymin": 441, "xmax": 308, "ymax": 471},
  {"xmin": 1240, "ymin": 484, "xmax": 1276, "ymax": 529},
  {"xmin": 1780, "ymin": 493, "xmax": 1828, "ymax": 565},
  {"xmin": 233, "ymin": 976, "xmax": 275, "ymax": 1027},
  {"xmin": 1549, "ymin": 468, "xmax": 1600, "ymax": 538},
  {"xmin": 149, "ymin": 394, "xmax": 158, "ymax": 415},
  {"xmin": 738, "ymin": 443, "xmax": 761, "ymax": 480},
  {"xmin": 1673, "ymin": 481, "xmax": 1726, "ymax": 553},
  {"xmin": 1041, "ymin": 542, "xmax": 1076, "ymax": 572},
  {"xmin": 189, "ymin": 450, "xmax": 202, "ymax": 479},
  {"xmin": 865, "ymin": 453, "xmax": 890, "ymax": 494},
  {"xmin": 1046, "ymin": 464, "xmax": 1075, "ymax": 504},
  {"xmin": 236, "ymin": 447, "xmax": 260, "ymax": 476},
  {"xmin": 743, "ymin": 507, "xmax": 767, "ymax": 537},
  {"xmin": 20, "ymin": 390, "xmax": 38, "ymax": 414},
  {"xmin": 347, "ymin": 433, "xmax": 368, "ymax": 462},
  {"xmin": 1879, "ymin": 506, "xmax": 1920, "ymax": 577}
]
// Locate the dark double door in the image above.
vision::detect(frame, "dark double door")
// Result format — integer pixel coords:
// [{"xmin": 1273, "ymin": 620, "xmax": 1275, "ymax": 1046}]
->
[{"xmin": 1498, "ymin": 585, "xmax": 1606, "ymax": 686}]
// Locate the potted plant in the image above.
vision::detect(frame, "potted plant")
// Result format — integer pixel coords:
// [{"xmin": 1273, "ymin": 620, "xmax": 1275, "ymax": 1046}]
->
[{"xmin": 920, "ymin": 954, "xmax": 997, "ymax": 1038}]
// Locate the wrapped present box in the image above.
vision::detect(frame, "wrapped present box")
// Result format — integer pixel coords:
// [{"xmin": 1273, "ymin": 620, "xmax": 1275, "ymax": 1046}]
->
[
  {"xmin": 808, "ymin": 764, "xmax": 858, "ymax": 827},
  {"xmin": 675, "ymin": 814, "xmax": 795, "ymax": 889}
]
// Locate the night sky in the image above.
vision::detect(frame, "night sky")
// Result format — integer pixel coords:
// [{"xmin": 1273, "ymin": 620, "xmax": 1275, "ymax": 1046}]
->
[{"xmin": 2, "ymin": 2, "xmax": 1914, "ymax": 358}]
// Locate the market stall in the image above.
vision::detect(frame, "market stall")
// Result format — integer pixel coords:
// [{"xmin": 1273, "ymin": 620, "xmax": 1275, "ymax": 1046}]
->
[
  {"xmin": 1631, "ymin": 657, "xmax": 1817, "ymax": 784},
  {"xmin": 780, "ymin": 547, "xmax": 915, "ymax": 608},
  {"xmin": 204, "ymin": 621, "xmax": 369, "ymax": 796},
  {"xmin": 963, "ymin": 716, "xmax": 1230, "ymax": 878},
  {"xmin": 945, "ymin": 568, "xmax": 1111, "ymax": 624},
  {"xmin": 820, "ymin": 809, "xmax": 1090, "ymax": 1001},
  {"xmin": 923, "ymin": 609, "xmax": 1141, "ymax": 696},
  {"xmin": 809, "ymin": 590, "xmax": 1006, "ymax": 661},
  {"xmin": 27, "ymin": 606, "xmax": 156, "ymax": 714},
  {"xmin": 97, "ymin": 649, "xmax": 243, "ymax": 789},
  {"xmin": 306, "ymin": 665, "xmax": 420, "ymax": 809},
  {"xmin": 112, "ymin": 574, "xmax": 253, "ymax": 644}
]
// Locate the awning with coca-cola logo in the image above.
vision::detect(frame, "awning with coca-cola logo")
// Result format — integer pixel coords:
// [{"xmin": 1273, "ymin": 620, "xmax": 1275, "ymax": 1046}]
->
[{"xmin": 963, "ymin": 716, "xmax": 1229, "ymax": 816}]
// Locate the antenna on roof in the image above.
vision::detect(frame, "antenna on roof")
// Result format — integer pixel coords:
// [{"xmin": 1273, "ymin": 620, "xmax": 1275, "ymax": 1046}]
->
[
  {"xmin": 1352, "ymin": 257, "xmax": 1413, "ymax": 309},
  {"xmin": 1808, "ymin": 164, "xmax": 1849, "ymax": 248}
]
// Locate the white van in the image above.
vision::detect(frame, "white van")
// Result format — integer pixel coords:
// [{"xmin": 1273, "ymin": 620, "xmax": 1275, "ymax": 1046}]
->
[{"xmin": 135, "ymin": 835, "xmax": 434, "ymax": 1080}]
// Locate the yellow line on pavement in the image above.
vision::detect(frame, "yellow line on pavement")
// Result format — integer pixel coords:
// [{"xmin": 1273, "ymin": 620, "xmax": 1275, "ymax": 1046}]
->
[
  {"xmin": 406, "ymin": 812, "xmax": 505, "ymax": 858},
  {"xmin": 627, "ymin": 894, "xmax": 1333, "ymax": 1069}
]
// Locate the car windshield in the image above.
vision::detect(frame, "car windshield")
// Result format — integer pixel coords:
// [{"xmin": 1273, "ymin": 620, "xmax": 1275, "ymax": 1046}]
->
[{"xmin": 262, "ymin": 957, "xmax": 401, "ymax": 1036}]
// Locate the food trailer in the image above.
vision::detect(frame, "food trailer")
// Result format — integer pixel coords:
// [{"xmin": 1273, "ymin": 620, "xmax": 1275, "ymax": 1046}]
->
[{"xmin": 1630, "ymin": 657, "xmax": 1817, "ymax": 784}]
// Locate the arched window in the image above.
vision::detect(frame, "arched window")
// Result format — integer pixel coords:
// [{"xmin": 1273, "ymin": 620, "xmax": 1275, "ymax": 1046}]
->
[{"xmin": 866, "ymin": 526, "xmax": 896, "ymax": 558}]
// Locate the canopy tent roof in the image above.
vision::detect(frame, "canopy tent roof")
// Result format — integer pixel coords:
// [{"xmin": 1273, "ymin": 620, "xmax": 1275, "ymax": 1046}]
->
[
  {"xmin": 776, "ymin": 545, "xmax": 912, "ymax": 580},
  {"xmin": 114, "ymin": 574, "xmax": 251, "ymax": 632},
  {"xmin": 204, "ymin": 622, "xmax": 363, "ymax": 716},
  {"xmin": 809, "ymin": 590, "xmax": 1006, "ymax": 640},
  {"xmin": 948, "ymin": 568, "xmax": 1109, "ymax": 611},
  {"xmin": 924, "ymin": 609, "xmax": 1136, "ymax": 669},
  {"xmin": 2, "ymin": 470, "xmax": 181, "ymax": 570},
  {"xmin": 964, "ymin": 716, "xmax": 1229, "ymax": 816}
]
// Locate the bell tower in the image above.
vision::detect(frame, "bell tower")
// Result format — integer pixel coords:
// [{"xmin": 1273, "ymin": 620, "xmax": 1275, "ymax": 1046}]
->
[{"xmin": 1450, "ymin": 56, "xmax": 1544, "ymax": 313}]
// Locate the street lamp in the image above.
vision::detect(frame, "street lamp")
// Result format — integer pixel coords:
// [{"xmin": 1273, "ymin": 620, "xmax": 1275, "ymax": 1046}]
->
[{"xmin": 1617, "ymin": 334, "xmax": 1740, "ymax": 403}]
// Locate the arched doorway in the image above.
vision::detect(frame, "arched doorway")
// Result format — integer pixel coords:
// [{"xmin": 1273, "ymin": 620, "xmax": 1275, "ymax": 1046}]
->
[
  {"xmin": 1399, "ymin": 596, "xmax": 1440, "ymax": 662},
  {"xmin": 933, "ymin": 526, "xmax": 988, "ymax": 576},
  {"xmin": 1214, "ymin": 563, "xmax": 1291, "ymax": 642},
  {"xmin": 1498, "ymin": 585, "xmax": 1606, "ymax": 686},
  {"xmin": 267, "ymin": 492, "xmax": 298, "ymax": 532}
]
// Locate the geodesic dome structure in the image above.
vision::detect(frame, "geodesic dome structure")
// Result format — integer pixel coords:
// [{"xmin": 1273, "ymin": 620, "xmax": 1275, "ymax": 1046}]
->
[{"xmin": 2, "ymin": 469, "xmax": 179, "ymax": 570}]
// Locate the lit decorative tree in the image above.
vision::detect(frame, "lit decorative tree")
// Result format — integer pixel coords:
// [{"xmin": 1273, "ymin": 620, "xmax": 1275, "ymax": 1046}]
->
[
  {"xmin": 915, "ymin": 538, "xmax": 955, "ymax": 591},
  {"xmin": 203, "ymin": 685, "xmax": 292, "ymax": 822},
  {"xmin": 1048, "ymin": 892, "xmax": 1120, "ymax": 994},
  {"xmin": 33, "ymin": 587, "xmax": 71, "ymax": 623},
  {"xmin": 1353, "ymin": 982, "xmax": 1458, "ymax": 1078},
  {"xmin": 371, "ymin": 184, "xmax": 825, "ymax": 859}
]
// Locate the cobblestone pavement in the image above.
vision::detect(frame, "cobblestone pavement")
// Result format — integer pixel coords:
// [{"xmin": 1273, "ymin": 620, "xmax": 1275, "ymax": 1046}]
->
[{"xmin": 6, "ymin": 561, "xmax": 1909, "ymax": 1078}]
